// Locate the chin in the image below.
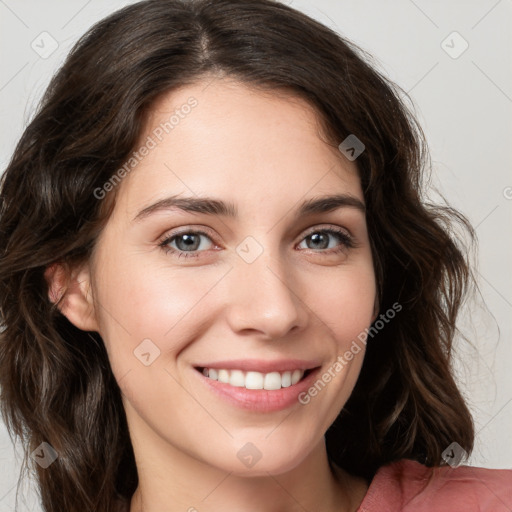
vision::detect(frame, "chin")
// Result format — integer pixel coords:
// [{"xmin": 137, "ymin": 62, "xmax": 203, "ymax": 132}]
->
[{"xmin": 202, "ymin": 441, "xmax": 313, "ymax": 478}]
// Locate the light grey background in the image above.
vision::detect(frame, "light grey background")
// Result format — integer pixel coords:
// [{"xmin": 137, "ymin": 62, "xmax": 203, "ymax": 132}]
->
[{"xmin": 1, "ymin": 0, "xmax": 511, "ymax": 510}]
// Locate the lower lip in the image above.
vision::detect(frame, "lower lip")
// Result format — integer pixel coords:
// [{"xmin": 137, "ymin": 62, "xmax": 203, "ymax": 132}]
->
[{"xmin": 193, "ymin": 367, "xmax": 322, "ymax": 412}]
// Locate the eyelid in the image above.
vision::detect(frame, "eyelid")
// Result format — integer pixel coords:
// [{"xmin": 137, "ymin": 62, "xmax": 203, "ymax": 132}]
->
[
  {"xmin": 300, "ymin": 223, "xmax": 352, "ymax": 239},
  {"xmin": 157, "ymin": 225, "xmax": 218, "ymax": 244}
]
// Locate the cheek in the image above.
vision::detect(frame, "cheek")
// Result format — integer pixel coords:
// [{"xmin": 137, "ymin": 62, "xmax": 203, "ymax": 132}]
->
[
  {"xmin": 92, "ymin": 248, "xmax": 227, "ymax": 365},
  {"xmin": 308, "ymin": 263, "xmax": 376, "ymax": 346},
  {"xmin": 295, "ymin": 265, "xmax": 375, "ymax": 426}
]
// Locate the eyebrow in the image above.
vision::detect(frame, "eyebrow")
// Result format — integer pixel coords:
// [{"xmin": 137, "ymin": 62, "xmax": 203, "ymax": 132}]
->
[{"xmin": 132, "ymin": 193, "xmax": 365, "ymax": 223}]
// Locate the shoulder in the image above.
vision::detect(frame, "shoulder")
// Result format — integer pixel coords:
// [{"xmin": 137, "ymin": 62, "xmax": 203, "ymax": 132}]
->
[{"xmin": 357, "ymin": 458, "xmax": 512, "ymax": 512}]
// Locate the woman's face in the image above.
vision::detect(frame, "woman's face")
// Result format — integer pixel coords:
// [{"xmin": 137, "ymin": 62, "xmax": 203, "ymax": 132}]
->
[{"xmin": 85, "ymin": 78, "xmax": 376, "ymax": 475}]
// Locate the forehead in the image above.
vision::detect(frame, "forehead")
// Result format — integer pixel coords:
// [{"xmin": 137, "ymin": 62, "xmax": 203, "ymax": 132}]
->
[{"xmin": 112, "ymin": 78, "xmax": 363, "ymax": 220}]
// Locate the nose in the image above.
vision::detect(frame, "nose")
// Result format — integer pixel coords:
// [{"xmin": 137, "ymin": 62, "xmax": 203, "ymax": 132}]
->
[{"xmin": 224, "ymin": 248, "xmax": 309, "ymax": 340}]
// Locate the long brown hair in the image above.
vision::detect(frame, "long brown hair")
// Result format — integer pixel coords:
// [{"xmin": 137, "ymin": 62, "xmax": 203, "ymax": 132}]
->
[{"xmin": 0, "ymin": 0, "xmax": 475, "ymax": 510}]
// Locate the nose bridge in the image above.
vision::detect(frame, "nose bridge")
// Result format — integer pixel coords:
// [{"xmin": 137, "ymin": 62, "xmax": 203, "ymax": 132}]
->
[{"xmin": 225, "ymin": 235, "xmax": 307, "ymax": 338}]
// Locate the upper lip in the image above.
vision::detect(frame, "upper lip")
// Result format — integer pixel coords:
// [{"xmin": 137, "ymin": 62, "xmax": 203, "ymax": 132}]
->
[{"xmin": 194, "ymin": 359, "xmax": 321, "ymax": 373}]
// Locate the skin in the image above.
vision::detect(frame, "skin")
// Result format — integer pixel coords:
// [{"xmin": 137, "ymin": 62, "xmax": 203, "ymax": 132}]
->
[{"xmin": 48, "ymin": 77, "xmax": 377, "ymax": 512}]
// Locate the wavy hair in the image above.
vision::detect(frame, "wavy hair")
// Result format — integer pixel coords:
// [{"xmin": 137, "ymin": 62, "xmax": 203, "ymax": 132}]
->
[{"xmin": 0, "ymin": 0, "xmax": 475, "ymax": 510}]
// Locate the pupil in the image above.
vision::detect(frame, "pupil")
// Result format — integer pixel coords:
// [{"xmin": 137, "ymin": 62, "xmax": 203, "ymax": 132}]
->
[
  {"xmin": 310, "ymin": 233, "xmax": 327, "ymax": 249},
  {"xmin": 178, "ymin": 234, "xmax": 199, "ymax": 251}
]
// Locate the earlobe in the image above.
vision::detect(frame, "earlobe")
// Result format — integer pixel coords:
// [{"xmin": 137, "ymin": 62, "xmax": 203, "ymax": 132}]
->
[{"xmin": 44, "ymin": 262, "xmax": 100, "ymax": 332}]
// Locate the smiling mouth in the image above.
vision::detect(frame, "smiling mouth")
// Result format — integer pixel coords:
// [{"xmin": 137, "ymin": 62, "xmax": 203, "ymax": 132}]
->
[{"xmin": 195, "ymin": 367, "xmax": 315, "ymax": 390}]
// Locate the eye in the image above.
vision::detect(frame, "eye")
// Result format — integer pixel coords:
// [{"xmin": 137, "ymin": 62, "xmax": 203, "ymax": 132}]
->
[
  {"xmin": 158, "ymin": 230, "xmax": 215, "ymax": 259},
  {"xmin": 296, "ymin": 227, "xmax": 354, "ymax": 254},
  {"xmin": 158, "ymin": 225, "xmax": 355, "ymax": 260}
]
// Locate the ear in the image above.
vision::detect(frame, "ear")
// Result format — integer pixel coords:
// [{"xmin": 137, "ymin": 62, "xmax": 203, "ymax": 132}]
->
[{"xmin": 44, "ymin": 261, "xmax": 100, "ymax": 332}]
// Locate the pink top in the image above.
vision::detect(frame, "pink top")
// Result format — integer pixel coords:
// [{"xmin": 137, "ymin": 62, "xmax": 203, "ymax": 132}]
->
[{"xmin": 356, "ymin": 459, "xmax": 512, "ymax": 511}]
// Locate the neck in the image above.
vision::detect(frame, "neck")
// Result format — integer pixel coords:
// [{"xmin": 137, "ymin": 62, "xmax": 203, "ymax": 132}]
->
[{"xmin": 127, "ymin": 425, "xmax": 368, "ymax": 512}]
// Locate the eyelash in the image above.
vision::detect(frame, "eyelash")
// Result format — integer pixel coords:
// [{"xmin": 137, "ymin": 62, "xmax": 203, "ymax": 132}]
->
[{"xmin": 157, "ymin": 226, "xmax": 355, "ymax": 259}]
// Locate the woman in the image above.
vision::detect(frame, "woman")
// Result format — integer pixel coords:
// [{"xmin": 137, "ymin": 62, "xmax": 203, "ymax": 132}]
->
[{"xmin": 0, "ymin": 1, "xmax": 510, "ymax": 511}]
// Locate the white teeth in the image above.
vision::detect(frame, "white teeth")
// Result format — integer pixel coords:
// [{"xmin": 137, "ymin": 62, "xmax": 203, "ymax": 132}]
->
[
  {"xmin": 229, "ymin": 370, "xmax": 245, "ymax": 387},
  {"xmin": 291, "ymin": 369, "xmax": 302, "ymax": 385},
  {"xmin": 245, "ymin": 371, "xmax": 264, "ymax": 389},
  {"xmin": 202, "ymin": 368, "xmax": 306, "ymax": 389},
  {"xmin": 263, "ymin": 372, "xmax": 281, "ymax": 390},
  {"xmin": 218, "ymin": 369, "xmax": 229, "ymax": 384}
]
